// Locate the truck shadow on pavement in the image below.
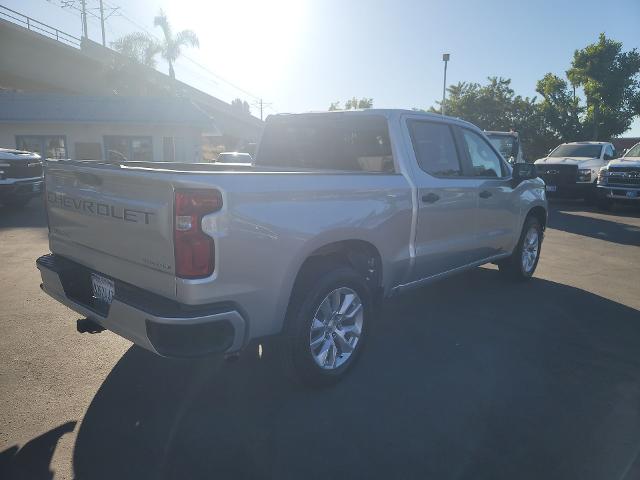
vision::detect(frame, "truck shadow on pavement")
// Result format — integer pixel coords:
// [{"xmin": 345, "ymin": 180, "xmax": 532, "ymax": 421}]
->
[
  {"xmin": 548, "ymin": 202, "xmax": 640, "ymax": 246},
  {"xmin": 70, "ymin": 268, "xmax": 640, "ymax": 480}
]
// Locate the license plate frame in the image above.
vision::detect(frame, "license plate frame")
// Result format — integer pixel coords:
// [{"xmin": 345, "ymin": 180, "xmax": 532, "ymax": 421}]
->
[
  {"xmin": 546, "ymin": 185, "xmax": 557, "ymax": 192},
  {"xmin": 91, "ymin": 273, "xmax": 115, "ymax": 305}
]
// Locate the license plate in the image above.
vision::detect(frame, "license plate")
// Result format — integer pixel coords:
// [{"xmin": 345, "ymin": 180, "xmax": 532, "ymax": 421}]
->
[
  {"xmin": 626, "ymin": 191, "xmax": 637, "ymax": 198},
  {"xmin": 546, "ymin": 185, "xmax": 557, "ymax": 192},
  {"xmin": 91, "ymin": 274, "xmax": 114, "ymax": 304},
  {"xmin": 32, "ymin": 183, "xmax": 41, "ymax": 193}
]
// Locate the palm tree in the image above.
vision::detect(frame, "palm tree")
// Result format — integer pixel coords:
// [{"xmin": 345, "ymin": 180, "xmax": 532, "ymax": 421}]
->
[
  {"xmin": 111, "ymin": 32, "xmax": 161, "ymax": 68},
  {"xmin": 153, "ymin": 9, "xmax": 199, "ymax": 79}
]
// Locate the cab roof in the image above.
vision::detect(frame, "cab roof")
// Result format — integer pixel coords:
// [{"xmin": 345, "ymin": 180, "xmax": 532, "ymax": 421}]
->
[{"xmin": 268, "ymin": 109, "xmax": 480, "ymax": 131}]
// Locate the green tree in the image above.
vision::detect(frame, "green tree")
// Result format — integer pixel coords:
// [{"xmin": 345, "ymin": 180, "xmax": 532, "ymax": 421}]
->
[
  {"xmin": 535, "ymin": 73, "xmax": 584, "ymax": 142},
  {"xmin": 231, "ymin": 98, "xmax": 251, "ymax": 115},
  {"xmin": 566, "ymin": 33, "xmax": 640, "ymax": 140},
  {"xmin": 153, "ymin": 9, "xmax": 200, "ymax": 79},
  {"xmin": 429, "ymin": 77, "xmax": 555, "ymax": 158},
  {"xmin": 111, "ymin": 32, "xmax": 161, "ymax": 68}
]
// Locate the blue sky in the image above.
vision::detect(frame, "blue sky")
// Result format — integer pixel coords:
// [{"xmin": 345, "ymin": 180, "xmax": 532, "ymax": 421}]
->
[{"xmin": 6, "ymin": 0, "xmax": 640, "ymax": 135}]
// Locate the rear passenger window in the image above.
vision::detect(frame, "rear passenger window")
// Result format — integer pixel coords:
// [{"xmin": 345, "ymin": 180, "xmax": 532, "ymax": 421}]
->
[{"xmin": 408, "ymin": 121, "xmax": 461, "ymax": 177}]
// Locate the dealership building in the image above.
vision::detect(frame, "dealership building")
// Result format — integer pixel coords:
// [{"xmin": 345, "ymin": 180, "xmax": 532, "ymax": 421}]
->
[{"xmin": 0, "ymin": 10, "xmax": 263, "ymax": 161}]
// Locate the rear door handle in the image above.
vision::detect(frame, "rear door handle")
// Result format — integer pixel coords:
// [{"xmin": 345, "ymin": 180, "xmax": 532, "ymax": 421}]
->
[
  {"xmin": 479, "ymin": 190, "xmax": 492, "ymax": 199},
  {"xmin": 422, "ymin": 193, "xmax": 440, "ymax": 203}
]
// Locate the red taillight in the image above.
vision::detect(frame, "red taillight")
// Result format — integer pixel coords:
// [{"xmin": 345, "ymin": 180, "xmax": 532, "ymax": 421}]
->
[{"xmin": 174, "ymin": 189, "xmax": 222, "ymax": 278}]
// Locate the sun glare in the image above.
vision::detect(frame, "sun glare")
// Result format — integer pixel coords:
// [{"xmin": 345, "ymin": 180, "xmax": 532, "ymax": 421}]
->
[{"xmin": 167, "ymin": 0, "xmax": 308, "ymax": 95}]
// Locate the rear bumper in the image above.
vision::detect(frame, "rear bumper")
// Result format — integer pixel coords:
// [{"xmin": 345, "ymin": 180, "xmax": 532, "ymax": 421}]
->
[
  {"xmin": 36, "ymin": 254, "xmax": 246, "ymax": 357},
  {"xmin": 0, "ymin": 177, "xmax": 43, "ymax": 199}
]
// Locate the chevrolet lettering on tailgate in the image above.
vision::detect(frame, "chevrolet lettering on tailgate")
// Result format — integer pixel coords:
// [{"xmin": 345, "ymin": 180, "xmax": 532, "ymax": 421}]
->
[{"xmin": 47, "ymin": 191, "xmax": 155, "ymax": 225}]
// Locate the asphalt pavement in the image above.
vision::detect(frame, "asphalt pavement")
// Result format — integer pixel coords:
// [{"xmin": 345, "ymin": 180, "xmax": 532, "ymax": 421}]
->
[{"xmin": 1, "ymin": 199, "xmax": 639, "ymax": 480}]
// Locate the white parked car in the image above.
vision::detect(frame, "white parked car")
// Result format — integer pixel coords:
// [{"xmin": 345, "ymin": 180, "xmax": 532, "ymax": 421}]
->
[
  {"xmin": 216, "ymin": 152, "xmax": 252, "ymax": 164},
  {"xmin": 534, "ymin": 141, "xmax": 616, "ymax": 202}
]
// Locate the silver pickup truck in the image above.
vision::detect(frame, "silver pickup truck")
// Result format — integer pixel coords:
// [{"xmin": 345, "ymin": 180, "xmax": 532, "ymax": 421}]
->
[{"xmin": 37, "ymin": 110, "xmax": 547, "ymax": 385}]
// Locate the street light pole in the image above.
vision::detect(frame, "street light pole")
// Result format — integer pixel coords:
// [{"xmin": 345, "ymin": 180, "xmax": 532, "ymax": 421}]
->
[{"xmin": 442, "ymin": 53, "xmax": 450, "ymax": 116}]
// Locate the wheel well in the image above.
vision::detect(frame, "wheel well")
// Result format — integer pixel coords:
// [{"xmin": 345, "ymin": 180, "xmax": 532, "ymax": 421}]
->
[
  {"xmin": 527, "ymin": 206, "xmax": 547, "ymax": 231},
  {"xmin": 292, "ymin": 240, "xmax": 383, "ymax": 296}
]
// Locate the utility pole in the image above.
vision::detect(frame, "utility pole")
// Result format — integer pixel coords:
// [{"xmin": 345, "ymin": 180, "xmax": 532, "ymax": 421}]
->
[
  {"xmin": 99, "ymin": 0, "xmax": 106, "ymax": 46},
  {"xmin": 80, "ymin": 0, "xmax": 88, "ymax": 38},
  {"xmin": 441, "ymin": 53, "xmax": 450, "ymax": 116},
  {"xmin": 252, "ymin": 98, "xmax": 272, "ymax": 121}
]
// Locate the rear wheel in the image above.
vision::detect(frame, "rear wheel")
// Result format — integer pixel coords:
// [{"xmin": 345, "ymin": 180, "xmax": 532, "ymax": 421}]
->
[
  {"xmin": 281, "ymin": 265, "xmax": 371, "ymax": 387},
  {"xmin": 498, "ymin": 216, "xmax": 542, "ymax": 281}
]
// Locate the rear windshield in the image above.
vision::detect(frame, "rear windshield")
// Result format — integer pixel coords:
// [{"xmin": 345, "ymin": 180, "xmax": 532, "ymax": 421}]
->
[
  {"xmin": 486, "ymin": 134, "xmax": 517, "ymax": 159},
  {"xmin": 256, "ymin": 115, "xmax": 395, "ymax": 172},
  {"xmin": 550, "ymin": 144, "xmax": 602, "ymax": 158}
]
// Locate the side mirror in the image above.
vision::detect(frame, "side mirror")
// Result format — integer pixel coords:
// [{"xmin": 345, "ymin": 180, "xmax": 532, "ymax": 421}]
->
[{"xmin": 512, "ymin": 163, "xmax": 537, "ymax": 187}]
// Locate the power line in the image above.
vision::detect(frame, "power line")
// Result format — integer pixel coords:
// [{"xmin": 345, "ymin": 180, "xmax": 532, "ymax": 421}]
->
[
  {"xmin": 47, "ymin": 0, "xmax": 117, "ymax": 42},
  {"xmin": 45, "ymin": 0, "xmax": 275, "ymax": 112}
]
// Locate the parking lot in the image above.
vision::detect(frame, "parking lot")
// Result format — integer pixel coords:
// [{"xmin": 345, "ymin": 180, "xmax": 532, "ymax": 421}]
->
[{"xmin": 1, "ymin": 200, "xmax": 639, "ymax": 480}]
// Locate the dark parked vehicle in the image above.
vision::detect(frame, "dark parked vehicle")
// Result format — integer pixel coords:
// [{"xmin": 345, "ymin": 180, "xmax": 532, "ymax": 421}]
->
[{"xmin": 0, "ymin": 148, "xmax": 43, "ymax": 208}]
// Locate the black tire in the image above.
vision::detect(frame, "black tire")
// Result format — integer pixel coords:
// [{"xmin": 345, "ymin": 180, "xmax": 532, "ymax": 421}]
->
[
  {"xmin": 498, "ymin": 216, "xmax": 543, "ymax": 281},
  {"xmin": 281, "ymin": 265, "xmax": 372, "ymax": 387},
  {"xmin": 2, "ymin": 197, "xmax": 31, "ymax": 208}
]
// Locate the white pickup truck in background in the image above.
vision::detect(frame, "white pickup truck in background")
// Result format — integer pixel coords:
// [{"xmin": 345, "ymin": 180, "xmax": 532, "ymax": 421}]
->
[
  {"xmin": 534, "ymin": 141, "xmax": 616, "ymax": 202},
  {"xmin": 597, "ymin": 141, "xmax": 640, "ymax": 209}
]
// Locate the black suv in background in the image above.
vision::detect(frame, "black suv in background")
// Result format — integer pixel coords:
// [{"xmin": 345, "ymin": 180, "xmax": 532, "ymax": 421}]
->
[{"xmin": 0, "ymin": 148, "xmax": 44, "ymax": 208}]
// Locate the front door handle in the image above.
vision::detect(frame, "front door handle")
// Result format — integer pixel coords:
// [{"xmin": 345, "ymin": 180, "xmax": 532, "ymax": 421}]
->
[
  {"xmin": 422, "ymin": 192, "xmax": 440, "ymax": 203},
  {"xmin": 479, "ymin": 190, "xmax": 492, "ymax": 199}
]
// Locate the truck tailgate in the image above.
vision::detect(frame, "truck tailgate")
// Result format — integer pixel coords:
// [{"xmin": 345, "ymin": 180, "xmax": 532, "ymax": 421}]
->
[{"xmin": 45, "ymin": 161, "xmax": 177, "ymax": 298}]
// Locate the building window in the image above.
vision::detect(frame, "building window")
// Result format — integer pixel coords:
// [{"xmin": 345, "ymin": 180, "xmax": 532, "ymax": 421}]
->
[
  {"xmin": 163, "ymin": 136, "xmax": 186, "ymax": 162},
  {"xmin": 104, "ymin": 136, "xmax": 153, "ymax": 162},
  {"xmin": 75, "ymin": 142, "xmax": 103, "ymax": 160},
  {"xmin": 16, "ymin": 135, "xmax": 67, "ymax": 159}
]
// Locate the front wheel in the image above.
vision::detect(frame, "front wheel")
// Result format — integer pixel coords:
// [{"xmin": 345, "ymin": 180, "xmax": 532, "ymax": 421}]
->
[
  {"xmin": 282, "ymin": 266, "xmax": 371, "ymax": 387},
  {"xmin": 498, "ymin": 216, "xmax": 543, "ymax": 281}
]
